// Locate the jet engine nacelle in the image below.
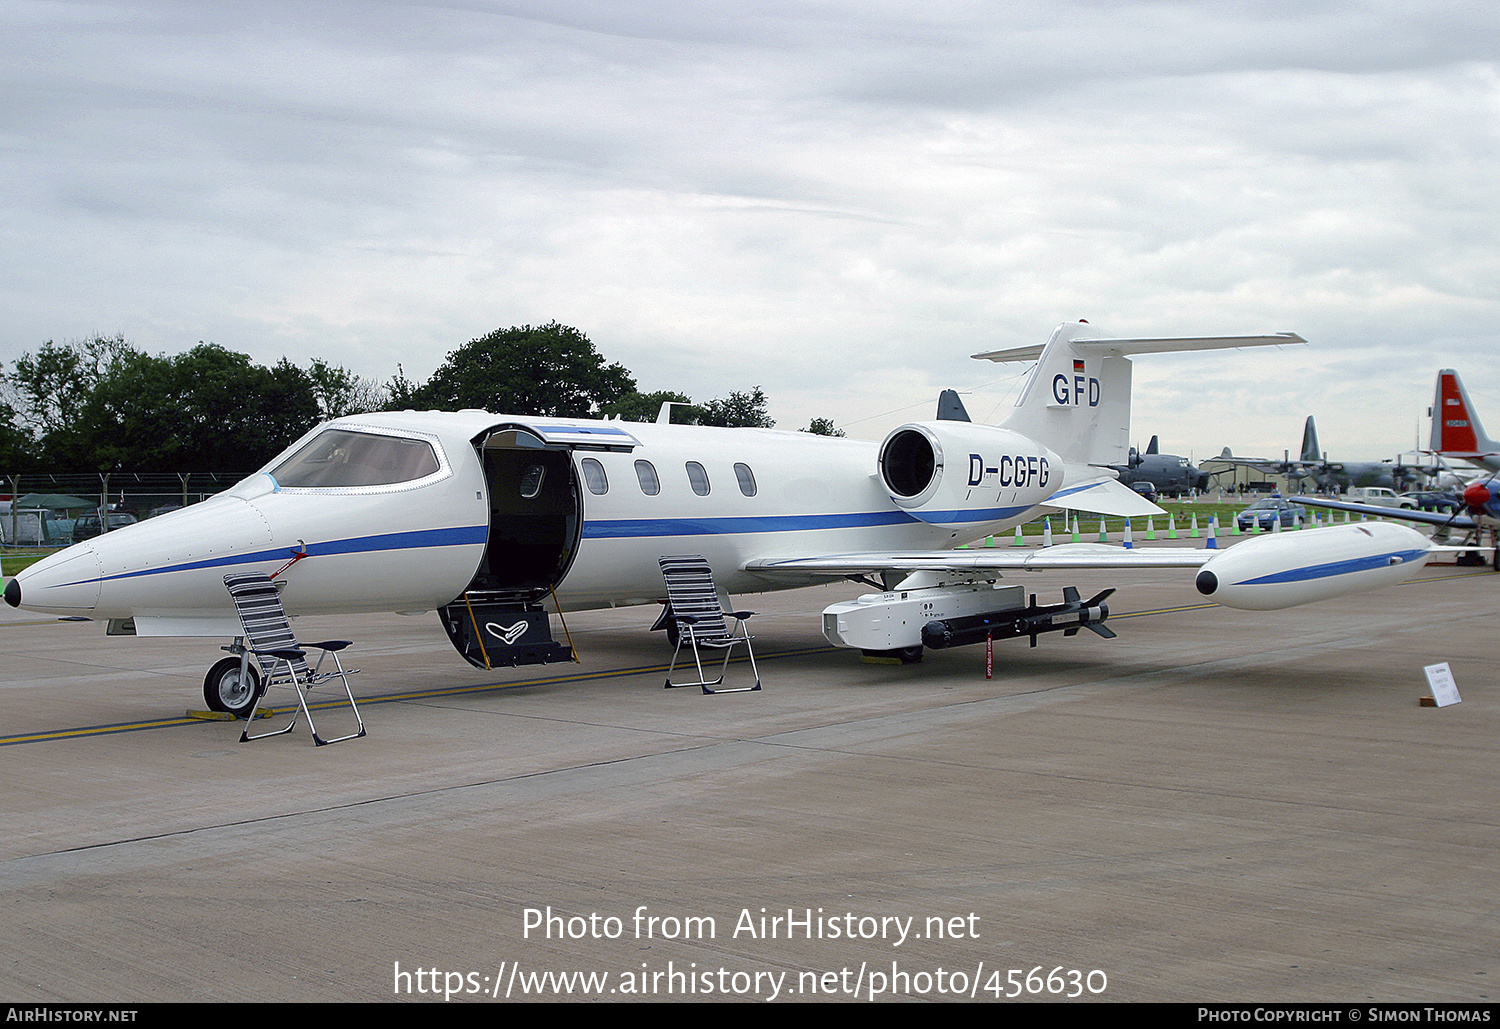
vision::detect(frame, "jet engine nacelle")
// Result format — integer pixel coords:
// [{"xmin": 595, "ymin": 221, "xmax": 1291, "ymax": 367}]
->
[
  {"xmin": 1194, "ymin": 522, "xmax": 1433, "ymax": 610},
  {"xmin": 878, "ymin": 421, "xmax": 1063, "ymax": 525}
]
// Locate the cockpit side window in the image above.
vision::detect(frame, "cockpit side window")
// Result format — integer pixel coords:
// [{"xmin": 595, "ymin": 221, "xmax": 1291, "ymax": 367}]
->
[{"xmin": 271, "ymin": 429, "xmax": 441, "ymax": 488}]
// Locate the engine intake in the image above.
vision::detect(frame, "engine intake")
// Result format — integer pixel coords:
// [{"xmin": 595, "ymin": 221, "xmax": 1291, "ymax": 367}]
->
[
  {"xmin": 877, "ymin": 421, "xmax": 1063, "ymax": 525},
  {"xmin": 881, "ymin": 428, "xmax": 937, "ymax": 498}
]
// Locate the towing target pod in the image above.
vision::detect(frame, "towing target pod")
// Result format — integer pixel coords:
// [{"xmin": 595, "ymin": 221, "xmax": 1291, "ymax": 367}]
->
[{"xmin": 1194, "ymin": 522, "xmax": 1433, "ymax": 610}]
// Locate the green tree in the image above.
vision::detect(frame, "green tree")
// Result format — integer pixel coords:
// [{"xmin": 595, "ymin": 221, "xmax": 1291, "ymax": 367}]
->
[
  {"xmin": 0, "ymin": 396, "xmax": 30, "ymax": 471},
  {"xmin": 2, "ymin": 336, "xmax": 352, "ymax": 472},
  {"xmin": 308, "ymin": 358, "xmax": 384, "ymax": 419},
  {"xmin": 68, "ymin": 345, "xmax": 322, "ymax": 471},
  {"xmin": 802, "ymin": 417, "xmax": 845, "ymax": 437},
  {"xmin": 409, "ymin": 322, "xmax": 636, "ymax": 417},
  {"xmin": 383, "ymin": 364, "xmax": 422, "ymax": 411},
  {"xmin": 601, "ymin": 390, "xmax": 699, "ymax": 424},
  {"xmin": 697, "ymin": 387, "xmax": 774, "ymax": 428},
  {"xmin": 1, "ymin": 335, "xmax": 134, "ymax": 459}
]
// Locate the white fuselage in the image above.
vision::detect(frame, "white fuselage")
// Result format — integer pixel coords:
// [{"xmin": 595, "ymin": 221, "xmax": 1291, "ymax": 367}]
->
[
  {"xmin": 9, "ymin": 410, "xmax": 1061, "ymax": 632},
  {"xmin": 6, "ymin": 324, "xmax": 1449, "ymax": 671}
]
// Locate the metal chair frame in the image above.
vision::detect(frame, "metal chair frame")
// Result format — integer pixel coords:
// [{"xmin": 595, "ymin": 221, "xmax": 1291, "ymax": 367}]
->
[
  {"xmin": 658, "ymin": 555, "xmax": 761, "ymax": 694},
  {"xmin": 223, "ymin": 572, "xmax": 366, "ymax": 745}
]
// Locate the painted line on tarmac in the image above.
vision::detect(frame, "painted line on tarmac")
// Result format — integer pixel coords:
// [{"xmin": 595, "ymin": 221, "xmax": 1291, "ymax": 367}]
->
[
  {"xmin": 0, "ymin": 645, "xmax": 835, "ymax": 747},
  {"xmin": 1, "ymin": 567, "xmax": 1481, "ymax": 747}
]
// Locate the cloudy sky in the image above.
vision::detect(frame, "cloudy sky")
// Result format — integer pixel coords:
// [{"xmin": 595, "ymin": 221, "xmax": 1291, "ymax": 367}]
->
[{"xmin": 4, "ymin": 0, "xmax": 1499, "ymax": 461}]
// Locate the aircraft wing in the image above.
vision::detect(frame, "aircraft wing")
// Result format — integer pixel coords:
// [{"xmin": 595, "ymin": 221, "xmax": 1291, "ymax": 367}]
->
[
  {"xmin": 1293, "ymin": 496, "xmax": 1479, "ymax": 530},
  {"xmin": 1209, "ymin": 454, "xmax": 1295, "ymax": 474},
  {"xmin": 746, "ymin": 542, "xmax": 1215, "ymax": 581}
]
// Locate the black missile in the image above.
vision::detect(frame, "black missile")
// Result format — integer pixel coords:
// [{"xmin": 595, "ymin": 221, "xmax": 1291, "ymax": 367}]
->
[{"xmin": 922, "ymin": 587, "xmax": 1116, "ymax": 650}]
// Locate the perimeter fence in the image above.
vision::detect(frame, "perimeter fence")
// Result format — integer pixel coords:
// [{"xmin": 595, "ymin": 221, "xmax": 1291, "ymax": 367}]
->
[{"xmin": 1, "ymin": 470, "xmax": 251, "ymax": 547}]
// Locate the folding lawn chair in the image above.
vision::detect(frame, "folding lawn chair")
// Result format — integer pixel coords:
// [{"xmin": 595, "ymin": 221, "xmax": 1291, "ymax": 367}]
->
[
  {"xmin": 222, "ymin": 572, "xmax": 366, "ymax": 745},
  {"xmin": 658, "ymin": 555, "xmax": 761, "ymax": 694}
]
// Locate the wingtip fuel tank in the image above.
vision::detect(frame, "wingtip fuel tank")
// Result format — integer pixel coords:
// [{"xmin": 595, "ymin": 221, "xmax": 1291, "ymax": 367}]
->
[{"xmin": 1194, "ymin": 522, "xmax": 1434, "ymax": 610}]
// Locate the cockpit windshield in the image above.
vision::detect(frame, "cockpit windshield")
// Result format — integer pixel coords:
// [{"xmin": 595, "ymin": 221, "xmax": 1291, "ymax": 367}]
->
[{"xmin": 270, "ymin": 429, "xmax": 441, "ymax": 488}]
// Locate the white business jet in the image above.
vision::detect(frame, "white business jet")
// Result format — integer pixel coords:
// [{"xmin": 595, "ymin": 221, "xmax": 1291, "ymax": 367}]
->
[{"xmin": 5, "ymin": 322, "xmax": 1445, "ymax": 715}]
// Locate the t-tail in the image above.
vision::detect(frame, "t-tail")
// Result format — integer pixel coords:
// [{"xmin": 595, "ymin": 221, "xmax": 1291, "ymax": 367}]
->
[
  {"xmin": 872, "ymin": 323, "xmax": 1302, "ymax": 532},
  {"xmin": 974, "ymin": 322, "xmax": 1306, "ymax": 469},
  {"xmin": 1430, "ymin": 369, "xmax": 1500, "ymax": 471}
]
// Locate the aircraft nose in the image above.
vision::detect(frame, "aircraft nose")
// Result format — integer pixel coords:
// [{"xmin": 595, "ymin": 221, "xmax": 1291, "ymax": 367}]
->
[{"xmin": 7, "ymin": 544, "xmax": 103, "ymax": 613}]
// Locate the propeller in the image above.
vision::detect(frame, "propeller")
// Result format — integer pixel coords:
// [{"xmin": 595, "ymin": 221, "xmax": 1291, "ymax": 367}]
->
[
  {"xmin": 1432, "ymin": 469, "xmax": 1500, "ymax": 559},
  {"xmin": 1462, "ymin": 477, "xmax": 1497, "ymax": 514}
]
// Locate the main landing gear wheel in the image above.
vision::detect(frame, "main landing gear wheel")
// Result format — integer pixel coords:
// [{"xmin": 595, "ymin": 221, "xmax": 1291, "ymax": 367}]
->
[{"xmin": 203, "ymin": 657, "xmax": 262, "ymax": 718}]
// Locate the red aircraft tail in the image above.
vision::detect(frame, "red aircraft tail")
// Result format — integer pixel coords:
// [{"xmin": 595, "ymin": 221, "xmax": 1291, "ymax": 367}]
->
[{"xmin": 1430, "ymin": 369, "xmax": 1499, "ymax": 462}]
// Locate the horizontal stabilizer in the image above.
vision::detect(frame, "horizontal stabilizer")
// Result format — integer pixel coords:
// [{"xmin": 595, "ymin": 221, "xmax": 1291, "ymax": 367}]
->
[{"xmin": 973, "ymin": 332, "xmax": 1305, "ymax": 363}]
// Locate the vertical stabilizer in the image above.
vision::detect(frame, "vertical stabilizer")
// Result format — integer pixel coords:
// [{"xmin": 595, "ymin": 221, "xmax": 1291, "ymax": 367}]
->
[
  {"xmin": 975, "ymin": 323, "xmax": 1131, "ymax": 467},
  {"xmin": 936, "ymin": 389, "xmax": 972, "ymax": 422},
  {"xmin": 1300, "ymin": 416, "xmax": 1321, "ymax": 464},
  {"xmin": 1431, "ymin": 369, "xmax": 1500, "ymax": 470},
  {"xmin": 972, "ymin": 324, "xmax": 1303, "ymax": 469}
]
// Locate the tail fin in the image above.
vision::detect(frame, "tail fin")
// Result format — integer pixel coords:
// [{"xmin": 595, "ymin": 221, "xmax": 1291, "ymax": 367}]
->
[
  {"xmin": 935, "ymin": 389, "xmax": 971, "ymax": 422},
  {"xmin": 1430, "ymin": 369, "xmax": 1499, "ymax": 462},
  {"xmin": 1300, "ymin": 416, "xmax": 1321, "ymax": 464},
  {"xmin": 975, "ymin": 323, "xmax": 1303, "ymax": 467}
]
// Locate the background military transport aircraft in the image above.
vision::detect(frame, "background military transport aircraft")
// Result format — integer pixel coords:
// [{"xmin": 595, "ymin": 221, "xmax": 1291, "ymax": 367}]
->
[
  {"xmin": 1105, "ymin": 435, "xmax": 1210, "ymax": 496},
  {"xmin": 1297, "ymin": 367, "xmax": 1500, "ymax": 553},
  {"xmin": 1216, "ymin": 415, "xmax": 1426, "ymax": 493},
  {"xmin": 5, "ymin": 322, "xmax": 1452, "ymax": 717}
]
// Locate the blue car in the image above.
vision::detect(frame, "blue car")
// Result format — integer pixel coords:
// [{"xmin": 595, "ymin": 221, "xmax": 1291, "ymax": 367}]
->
[
  {"xmin": 1235, "ymin": 498, "xmax": 1307, "ymax": 531},
  {"xmin": 1401, "ymin": 491, "xmax": 1461, "ymax": 513}
]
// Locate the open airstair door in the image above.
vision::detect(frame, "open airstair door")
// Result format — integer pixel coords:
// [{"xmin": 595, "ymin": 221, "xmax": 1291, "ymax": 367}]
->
[{"xmin": 438, "ymin": 421, "xmax": 639, "ymax": 669}]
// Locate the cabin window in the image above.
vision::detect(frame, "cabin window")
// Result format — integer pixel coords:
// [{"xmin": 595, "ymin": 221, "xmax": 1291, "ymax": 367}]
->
[
  {"xmin": 635, "ymin": 460, "xmax": 660, "ymax": 496},
  {"xmin": 734, "ymin": 462, "xmax": 757, "ymax": 497},
  {"xmin": 581, "ymin": 457, "xmax": 609, "ymax": 495},
  {"xmin": 686, "ymin": 461, "xmax": 710, "ymax": 496},
  {"xmin": 519, "ymin": 464, "xmax": 546, "ymax": 499},
  {"xmin": 271, "ymin": 429, "xmax": 441, "ymax": 488}
]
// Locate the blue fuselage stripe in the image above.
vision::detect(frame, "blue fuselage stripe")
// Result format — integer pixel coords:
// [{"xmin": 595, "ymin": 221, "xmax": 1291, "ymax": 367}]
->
[
  {"xmin": 1235, "ymin": 549, "xmax": 1428, "ymax": 586},
  {"xmin": 88, "ymin": 525, "xmax": 490, "ymax": 585},
  {"xmin": 56, "ymin": 510, "xmax": 953, "ymax": 587}
]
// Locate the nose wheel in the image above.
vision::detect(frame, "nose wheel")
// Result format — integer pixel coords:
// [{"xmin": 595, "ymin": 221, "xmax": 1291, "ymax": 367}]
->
[{"xmin": 204, "ymin": 657, "xmax": 263, "ymax": 718}]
